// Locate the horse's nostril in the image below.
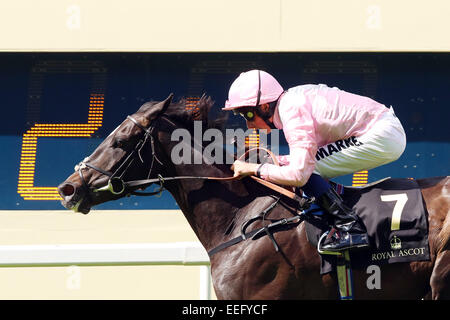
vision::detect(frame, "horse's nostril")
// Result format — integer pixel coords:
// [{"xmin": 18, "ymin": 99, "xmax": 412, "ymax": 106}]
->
[{"xmin": 59, "ymin": 183, "xmax": 75, "ymax": 197}]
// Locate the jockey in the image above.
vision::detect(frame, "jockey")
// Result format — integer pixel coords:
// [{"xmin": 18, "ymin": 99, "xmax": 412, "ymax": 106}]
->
[{"xmin": 224, "ymin": 70, "xmax": 406, "ymax": 252}]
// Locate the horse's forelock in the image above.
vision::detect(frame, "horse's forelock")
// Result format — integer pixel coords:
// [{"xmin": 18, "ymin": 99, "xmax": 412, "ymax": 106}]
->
[
  {"xmin": 168, "ymin": 95, "xmax": 213, "ymax": 120},
  {"xmin": 134, "ymin": 95, "xmax": 226, "ymax": 133},
  {"xmin": 165, "ymin": 95, "xmax": 226, "ymax": 131}
]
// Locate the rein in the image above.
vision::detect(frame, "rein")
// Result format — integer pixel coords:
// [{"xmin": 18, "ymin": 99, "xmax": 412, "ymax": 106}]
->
[
  {"xmin": 77, "ymin": 113, "xmax": 307, "ymax": 206},
  {"xmin": 121, "ymin": 146, "xmax": 307, "ymax": 204}
]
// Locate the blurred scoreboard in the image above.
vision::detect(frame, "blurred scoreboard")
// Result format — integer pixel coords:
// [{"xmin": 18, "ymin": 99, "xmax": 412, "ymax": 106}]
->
[{"xmin": 1, "ymin": 53, "xmax": 449, "ymax": 210}]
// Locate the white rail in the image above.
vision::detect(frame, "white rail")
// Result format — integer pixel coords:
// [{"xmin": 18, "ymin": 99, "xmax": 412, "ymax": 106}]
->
[
  {"xmin": 0, "ymin": 242, "xmax": 209, "ymax": 267},
  {"xmin": 0, "ymin": 241, "xmax": 212, "ymax": 299}
]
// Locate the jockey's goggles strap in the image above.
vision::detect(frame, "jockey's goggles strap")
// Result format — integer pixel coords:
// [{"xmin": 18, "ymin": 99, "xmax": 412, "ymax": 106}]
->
[
  {"xmin": 233, "ymin": 70, "xmax": 260, "ymax": 122},
  {"xmin": 255, "ymin": 70, "xmax": 261, "ymax": 107}
]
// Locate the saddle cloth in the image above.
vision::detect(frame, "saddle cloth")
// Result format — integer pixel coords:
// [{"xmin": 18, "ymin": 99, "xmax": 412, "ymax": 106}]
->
[{"xmin": 305, "ymin": 178, "xmax": 431, "ymax": 274}]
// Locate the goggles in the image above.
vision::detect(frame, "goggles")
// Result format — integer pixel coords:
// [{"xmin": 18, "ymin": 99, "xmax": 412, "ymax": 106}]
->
[{"xmin": 233, "ymin": 108, "xmax": 256, "ymax": 121}]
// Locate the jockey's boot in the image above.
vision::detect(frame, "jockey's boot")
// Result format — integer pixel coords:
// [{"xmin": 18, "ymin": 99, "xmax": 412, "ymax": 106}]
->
[{"xmin": 317, "ymin": 188, "xmax": 370, "ymax": 252}]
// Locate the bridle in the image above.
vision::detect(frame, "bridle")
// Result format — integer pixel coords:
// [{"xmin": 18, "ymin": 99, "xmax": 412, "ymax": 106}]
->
[
  {"xmin": 75, "ymin": 114, "xmax": 243, "ymax": 200},
  {"xmin": 75, "ymin": 115, "xmax": 169, "ymax": 198},
  {"xmin": 75, "ymin": 113, "xmax": 308, "ymax": 204}
]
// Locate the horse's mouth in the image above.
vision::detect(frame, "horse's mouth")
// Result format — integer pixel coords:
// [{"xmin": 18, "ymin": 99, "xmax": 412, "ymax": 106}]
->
[
  {"xmin": 62, "ymin": 197, "xmax": 91, "ymax": 214},
  {"xmin": 59, "ymin": 179, "xmax": 121, "ymax": 214},
  {"xmin": 61, "ymin": 186, "xmax": 116, "ymax": 214}
]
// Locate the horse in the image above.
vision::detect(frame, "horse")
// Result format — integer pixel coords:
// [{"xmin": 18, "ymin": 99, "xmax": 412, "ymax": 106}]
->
[{"xmin": 58, "ymin": 94, "xmax": 450, "ymax": 299}]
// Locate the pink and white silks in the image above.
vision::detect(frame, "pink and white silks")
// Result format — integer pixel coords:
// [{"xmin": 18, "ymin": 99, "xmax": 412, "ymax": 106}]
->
[{"xmin": 258, "ymin": 84, "xmax": 406, "ymax": 187}]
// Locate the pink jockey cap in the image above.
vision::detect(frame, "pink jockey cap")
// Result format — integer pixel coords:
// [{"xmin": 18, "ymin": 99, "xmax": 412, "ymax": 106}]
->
[{"xmin": 223, "ymin": 70, "xmax": 284, "ymax": 111}]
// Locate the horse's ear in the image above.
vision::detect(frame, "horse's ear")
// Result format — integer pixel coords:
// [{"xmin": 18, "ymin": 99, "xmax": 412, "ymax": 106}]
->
[{"xmin": 148, "ymin": 93, "xmax": 174, "ymax": 120}]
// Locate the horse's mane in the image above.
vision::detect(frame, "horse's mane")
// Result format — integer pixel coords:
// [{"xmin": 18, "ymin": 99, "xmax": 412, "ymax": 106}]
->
[{"xmin": 138, "ymin": 94, "xmax": 228, "ymax": 133}]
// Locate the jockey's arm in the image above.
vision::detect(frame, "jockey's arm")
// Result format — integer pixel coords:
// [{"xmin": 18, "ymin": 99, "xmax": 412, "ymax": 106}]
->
[
  {"xmin": 276, "ymin": 154, "xmax": 290, "ymax": 166},
  {"xmin": 230, "ymin": 151, "xmax": 291, "ymax": 179},
  {"xmin": 232, "ymin": 102, "xmax": 318, "ymax": 186},
  {"xmin": 256, "ymin": 98, "xmax": 318, "ymax": 186},
  {"xmin": 257, "ymin": 145, "xmax": 316, "ymax": 187}
]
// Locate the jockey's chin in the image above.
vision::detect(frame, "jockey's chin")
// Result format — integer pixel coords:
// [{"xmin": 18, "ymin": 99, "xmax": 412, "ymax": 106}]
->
[{"xmin": 246, "ymin": 117, "xmax": 273, "ymax": 133}]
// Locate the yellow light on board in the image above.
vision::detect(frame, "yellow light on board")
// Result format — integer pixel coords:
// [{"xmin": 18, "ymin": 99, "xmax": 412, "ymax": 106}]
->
[
  {"xmin": 351, "ymin": 170, "xmax": 369, "ymax": 187},
  {"xmin": 245, "ymin": 129, "xmax": 259, "ymax": 148},
  {"xmin": 17, "ymin": 94, "xmax": 104, "ymax": 201}
]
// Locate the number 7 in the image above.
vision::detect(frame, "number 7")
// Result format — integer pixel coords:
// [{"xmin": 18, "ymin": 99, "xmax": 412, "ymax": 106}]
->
[{"xmin": 380, "ymin": 193, "xmax": 408, "ymax": 231}]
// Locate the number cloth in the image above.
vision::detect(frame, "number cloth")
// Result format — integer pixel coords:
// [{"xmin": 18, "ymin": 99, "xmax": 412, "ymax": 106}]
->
[{"xmin": 306, "ymin": 178, "xmax": 430, "ymax": 274}]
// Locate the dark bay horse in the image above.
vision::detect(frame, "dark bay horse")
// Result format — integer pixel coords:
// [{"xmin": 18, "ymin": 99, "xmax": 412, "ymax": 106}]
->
[{"xmin": 58, "ymin": 94, "xmax": 450, "ymax": 299}]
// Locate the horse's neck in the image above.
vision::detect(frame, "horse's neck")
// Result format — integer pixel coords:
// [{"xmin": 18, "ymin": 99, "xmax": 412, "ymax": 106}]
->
[
  {"xmin": 158, "ymin": 118, "xmax": 253, "ymax": 251},
  {"xmin": 165, "ymin": 163, "xmax": 249, "ymax": 251}
]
